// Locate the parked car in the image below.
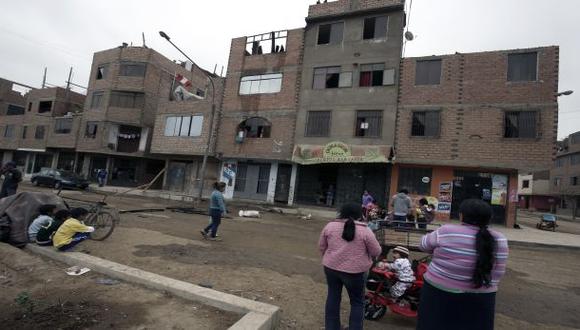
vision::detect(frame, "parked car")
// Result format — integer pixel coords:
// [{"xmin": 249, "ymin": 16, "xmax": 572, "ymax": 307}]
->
[{"xmin": 31, "ymin": 168, "xmax": 89, "ymax": 190}]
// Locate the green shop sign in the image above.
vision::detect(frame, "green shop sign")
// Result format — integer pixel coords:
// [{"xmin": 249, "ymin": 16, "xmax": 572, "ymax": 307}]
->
[{"xmin": 292, "ymin": 142, "xmax": 391, "ymax": 165}]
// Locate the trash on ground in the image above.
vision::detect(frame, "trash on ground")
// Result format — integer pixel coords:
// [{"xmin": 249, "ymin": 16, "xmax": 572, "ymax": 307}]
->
[
  {"xmin": 198, "ymin": 281, "xmax": 213, "ymax": 289},
  {"xmin": 299, "ymin": 214, "xmax": 312, "ymax": 221},
  {"xmin": 238, "ymin": 210, "xmax": 261, "ymax": 218},
  {"xmin": 65, "ymin": 266, "xmax": 91, "ymax": 276}
]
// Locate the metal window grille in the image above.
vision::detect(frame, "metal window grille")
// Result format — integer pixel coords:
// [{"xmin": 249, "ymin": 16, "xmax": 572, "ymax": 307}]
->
[
  {"xmin": 397, "ymin": 167, "xmax": 433, "ymax": 195},
  {"xmin": 504, "ymin": 111, "xmax": 537, "ymax": 138},
  {"xmin": 110, "ymin": 91, "xmax": 145, "ymax": 109},
  {"xmin": 508, "ymin": 52, "xmax": 537, "ymax": 82},
  {"xmin": 306, "ymin": 111, "xmax": 331, "ymax": 137},
  {"xmin": 415, "ymin": 60, "xmax": 442, "ymax": 85},
  {"xmin": 412, "ymin": 111, "xmax": 440, "ymax": 137},
  {"xmin": 356, "ymin": 110, "xmax": 382, "ymax": 137}
]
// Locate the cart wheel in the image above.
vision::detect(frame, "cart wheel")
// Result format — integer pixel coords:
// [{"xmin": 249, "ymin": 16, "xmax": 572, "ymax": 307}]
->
[{"xmin": 364, "ymin": 297, "xmax": 387, "ymax": 321}]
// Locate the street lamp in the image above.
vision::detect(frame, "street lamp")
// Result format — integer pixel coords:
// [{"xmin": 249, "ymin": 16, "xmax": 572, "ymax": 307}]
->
[
  {"xmin": 159, "ymin": 31, "xmax": 217, "ymax": 201},
  {"xmin": 557, "ymin": 90, "xmax": 574, "ymax": 97}
]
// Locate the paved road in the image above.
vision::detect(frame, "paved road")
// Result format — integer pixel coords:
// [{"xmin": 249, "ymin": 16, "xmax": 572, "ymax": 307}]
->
[{"xmin": 517, "ymin": 211, "xmax": 580, "ymax": 235}]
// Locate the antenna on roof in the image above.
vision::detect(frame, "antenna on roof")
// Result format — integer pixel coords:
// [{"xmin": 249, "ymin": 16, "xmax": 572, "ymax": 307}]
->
[
  {"xmin": 213, "ymin": 64, "xmax": 217, "ymax": 75},
  {"xmin": 142, "ymin": 32, "xmax": 147, "ymax": 48},
  {"xmin": 220, "ymin": 66, "xmax": 224, "ymax": 77}
]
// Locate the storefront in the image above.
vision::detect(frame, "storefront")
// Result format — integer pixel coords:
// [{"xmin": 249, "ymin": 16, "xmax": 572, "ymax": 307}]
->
[
  {"xmin": 390, "ymin": 164, "xmax": 518, "ymax": 227},
  {"xmin": 293, "ymin": 142, "xmax": 392, "ymax": 208}
]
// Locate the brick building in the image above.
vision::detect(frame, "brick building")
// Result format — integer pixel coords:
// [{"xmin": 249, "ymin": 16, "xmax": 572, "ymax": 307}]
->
[
  {"xmin": 392, "ymin": 47, "xmax": 560, "ymax": 226},
  {"xmin": 518, "ymin": 171, "xmax": 556, "ymax": 212},
  {"xmin": 0, "ymin": 78, "xmax": 28, "ymax": 164},
  {"xmin": 551, "ymin": 131, "xmax": 580, "ymax": 218},
  {"xmin": 216, "ymin": 29, "xmax": 304, "ymax": 204},
  {"xmin": 293, "ymin": 0, "xmax": 405, "ymax": 207}
]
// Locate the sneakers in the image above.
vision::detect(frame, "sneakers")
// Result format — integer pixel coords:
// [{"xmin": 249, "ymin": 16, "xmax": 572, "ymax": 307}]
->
[
  {"xmin": 207, "ymin": 237, "xmax": 222, "ymax": 242},
  {"xmin": 200, "ymin": 230, "xmax": 207, "ymax": 238}
]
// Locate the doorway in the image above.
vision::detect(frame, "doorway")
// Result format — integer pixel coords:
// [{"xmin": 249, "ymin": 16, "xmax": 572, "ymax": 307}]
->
[
  {"xmin": 275, "ymin": 164, "xmax": 292, "ymax": 203},
  {"xmin": 234, "ymin": 163, "xmax": 271, "ymax": 201}
]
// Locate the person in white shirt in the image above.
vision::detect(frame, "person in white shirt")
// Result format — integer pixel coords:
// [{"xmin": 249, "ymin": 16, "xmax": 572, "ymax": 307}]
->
[
  {"xmin": 377, "ymin": 246, "xmax": 416, "ymax": 298},
  {"xmin": 28, "ymin": 204, "xmax": 57, "ymax": 242}
]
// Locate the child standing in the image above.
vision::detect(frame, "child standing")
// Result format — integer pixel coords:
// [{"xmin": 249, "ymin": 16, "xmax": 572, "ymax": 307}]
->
[
  {"xmin": 28, "ymin": 204, "xmax": 57, "ymax": 242},
  {"xmin": 53, "ymin": 208, "xmax": 94, "ymax": 251},
  {"xmin": 417, "ymin": 198, "xmax": 435, "ymax": 229},
  {"xmin": 36, "ymin": 209, "xmax": 70, "ymax": 246},
  {"xmin": 377, "ymin": 246, "xmax": 415, "ymax": 299}
]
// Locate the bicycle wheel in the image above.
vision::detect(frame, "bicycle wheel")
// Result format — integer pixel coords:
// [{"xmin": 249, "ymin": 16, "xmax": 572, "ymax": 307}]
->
[{"xmin": 86, "ymin": 211, "xmax": 116, "ymax": 241}]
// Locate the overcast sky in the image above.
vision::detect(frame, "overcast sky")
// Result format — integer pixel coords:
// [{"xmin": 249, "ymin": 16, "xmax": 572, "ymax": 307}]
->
[{"xmin": 0, "ymin": 0, "xmax": 577, "ymax": 138}]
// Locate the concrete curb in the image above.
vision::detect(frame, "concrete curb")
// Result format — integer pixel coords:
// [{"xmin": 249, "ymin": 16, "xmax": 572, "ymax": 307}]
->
[
  {"xmin": 507, "ymin": 240, "xmax": 580, "ymax": 251},
  {"xmin": 26, "ymin": 245, "xmax": 280, "ymax": 330}
]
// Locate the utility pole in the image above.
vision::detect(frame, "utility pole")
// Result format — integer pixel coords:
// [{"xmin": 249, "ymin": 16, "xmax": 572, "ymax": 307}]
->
[{"xmin": 42, "ymin": 67, "xmax": 47, "ymax": 88}]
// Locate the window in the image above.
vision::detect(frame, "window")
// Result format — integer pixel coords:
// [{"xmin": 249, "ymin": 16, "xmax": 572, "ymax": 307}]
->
[
  {"xmin": 85, "ymin": 122, "xmax": 98, "ymax": 139},
  {"xmin": 355, "ymin": 110, "xmax": 382, "ymax": 137},
  {"xmin": 54, "ymin": 118, "xmax": 73, "ymax": 134},
  {"xmin": 522, "ymin": 180, "xmax": 530, "ymax": 189},
  {"xmin": 35, "ymin": 125, "xmax": 45, "ymax": 139},
  {"xmin": 318, "ymin": 22, "xmax": 344, "ymax": 45},
  {"xmin": 313, "ymin": 67, "xmax": 352, "ymax": 89},
  {"xmin": 239, "ymin": 117, "xmax": 271, "ymax": 138},
  {"xmin": 555, "ymin": 157, "xmax": 567, "ymax": 168},
  {"xmin": 256, "ymin": 164, "xmax": 270, "ymax": 194},
  {"xmin": 90, "ymin": 92, "xmax": 104, "ymax": 109},
  {"xmin": 553, "ymin": 177, "xmax": 561, "ymax": 187},
  {"xmin": 4, "ymin": 125, "xmax": 14, "ymax": 138},
  {"xmin": 96, "ymin": 65, "xmax": 108, "ymax": 80},
  {"xmin": 245, "ymin": 31, "xmax": 288, "ymax": 55},
  {"xmin": 397, "ymin": 167, "xmax": 432, "ymax": 195},
  {"xmin": 415, "ymin": 60, "xmax": 442, "ymax": 85},
  {"xmin": 306, "ymin": 111, "xmax": 331, "ymax": 137},
  {"xmin": 359, "ymin": 64, "xmax": 395, "ymax": 87},
  {"xmin": 571, "ymin": 134, "xmax": 580, "ymax": 145},
  {"xmin": 22, "ymin": 126, "xmax": 28, "ymax": 139},
  {"xmin": 508, "ymin": 52, "xmax": 537, "ymax": 82},
  {"xmin": 412, "ymin": 111, "xmax": 440, "ymax": 137},
  {"xmin": 119, "ymin": 62, "xmax": 147, "ymax": 77},
  {"xmin": 164, "ymin": 115, "xmax": 204, "ymax": 137},
  {"xmin": 504, "ymin": 111, "xmax": 537, "ymax": 138},
  {"xmin": 571, "ymin": 177, "xmax": 579, "ymax": 186},
  {"xmin": 6, "ymin": 104, "xmax": 25, "ymax": 116},
  {"xmin": 196, "ymin": 88, "xmax": 206, "ymax": 98},
  {"xmin": 109, "ymin": 91, "xmax": 145, "ymax": 109},
  {"xmin": 571, "ymin": 154, "xmax": 580, "ymax": 165},
  {"xmin": 363, "ymin": 16, "xmax": 388, "ymax": 40},
  {"xmin": 235, "ymin": 164, "xmax": 247, "ymax": 192},
  {"xmin": 27, "ymin": 102, "xmax": 32, "ymax": 112},
  {"xmin": 38, "ymin": 101, "xmax": 52, "ymax": 113},
  {"xmin": 239, "ymin": 73, "xmax": 283, "ymax": 95}
]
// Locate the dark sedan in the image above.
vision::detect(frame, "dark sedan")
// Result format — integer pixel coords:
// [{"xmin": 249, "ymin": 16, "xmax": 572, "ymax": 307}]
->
[{"xmin": 31, "ymin": 168, "xmax": 89, "ymax": 190}]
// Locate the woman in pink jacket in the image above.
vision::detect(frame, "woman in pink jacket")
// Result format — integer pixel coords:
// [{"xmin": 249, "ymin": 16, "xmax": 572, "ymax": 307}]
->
[{"xmin": 319, "ymin": 203, "xmax": 382, "ymax": 330}]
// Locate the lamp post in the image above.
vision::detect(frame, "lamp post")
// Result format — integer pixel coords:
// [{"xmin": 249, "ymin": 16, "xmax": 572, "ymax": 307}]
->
[
  {"xmin": 557, "ymin": 90, "xmax": 574, "ymax": 97},
  {"xmin": 159, "ymin": 31, "xmax": 217, "ymax": 201}
]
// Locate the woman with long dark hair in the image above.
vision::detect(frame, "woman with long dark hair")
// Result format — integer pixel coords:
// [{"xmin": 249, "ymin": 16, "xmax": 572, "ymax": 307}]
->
[
  {"xmin": 417, "ymin": 199, "xmax": 509, "ymax": 330},
  {"xmin": 318, "ymin": 203, "xmax": 382, "ymax": 330}
]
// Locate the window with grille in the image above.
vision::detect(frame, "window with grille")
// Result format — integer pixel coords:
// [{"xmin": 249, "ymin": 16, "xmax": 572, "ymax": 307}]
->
[
  {"xmin": 110, "ymin": 91, "xmax": 145, "ymax": 109},
  {"xmin": 415, "ymin": 60, "xmax": 442, "ymax": 85},
  {"xmin": 85, "ymin": 122, "xmax": 98, "ymax": 139},
  {"xmin": 54, "ymin": 118, "xmax": 73, "ymax": 134},
  {"xmin": 6, "ymin": 104, "xmax": 25, "ymax": 116},
  {"xmin": 313, "ymin": 67, "xmax": 351, "ymax": 89},
  {"xmin": 355, "ymin": 110, "xmax": 382, "ymax": 137},
  {"xmin": 508, "ymin": 52, "xmax": 537, "ymax": 82},
  {"xmin": 234, "ymin": 164, "xmax": 247, "ymax": 192},
  {"xmin": 91, "ymin": 92, "xmax": 104, "ymax": 109},
  {"xmin": 504, "ymin": 111, "xmax": 537, "ymax": 138},
  {"xmin": 318, "ymin": 22, "xmax": 344, "ymax": 45},
  {"xmin": 164, "ymin": 115, "xmax": 204, "ymax": 137},
  {"xmin": 4, "ymin": 125, "xmax": 14, "ymax": 138},
  {"xmin": 35, "ymin": 125, "xmax": 45, "ymax": 139},
  {"xmin": 363, "ymin": 16, "xmax": 388, "ymax": 40},
  {"xmin": 306, "ymin": 111, "xmax": 331, "ymax": 137},
  {"xmin": 239, "ymin": 73, "xmax": 283, "ymax": 95},
  {"xmin": 119, "ymin": 62, "xmax": 147, "ymax": 77},
  {"xmin": 257, "ymin": 164, "xmax": 270, "ymax": 194},
  {"xmin": 397, "ymin": 167, "xmax": 432, "ymax": 195},
  {"xmin": 245, "ymin": 31, "xmax": 288, "ymax": 55},
  {"xmin": 412, "ymin": 111, "xmax": 440, "ymax": 137},
  {"xmin": 238, "ymin": 117, "xmax": 271, "ymax": 138}
]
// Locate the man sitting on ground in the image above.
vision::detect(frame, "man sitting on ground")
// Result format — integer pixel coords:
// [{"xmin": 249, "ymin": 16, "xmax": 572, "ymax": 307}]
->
[
  {"xmin": 36, "ymin": 209, "xmax": 70, "ymax": 246},
  {"xmin": 53, "ymin": 208, "xmax": 94, "ymax": 251},
  {"xmin": 28, "ymin": 204, "xmax": 57, "ymax": 242}
]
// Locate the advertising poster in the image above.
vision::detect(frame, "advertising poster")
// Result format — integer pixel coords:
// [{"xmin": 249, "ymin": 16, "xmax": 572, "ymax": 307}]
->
[
  {"xmin": 439, "ymin": 182, "xmax": 452, "ymax": 192},
  {"xmin": 491, "ymin": 175, "xmax": 508, "ymax": 206},
  {"xmin": 220, "ymin": 162, "xmax": 237, "ymax": 199},
  {"xmin": 437, "ymin": 202, "xmax": 452, "ymax": 213}
]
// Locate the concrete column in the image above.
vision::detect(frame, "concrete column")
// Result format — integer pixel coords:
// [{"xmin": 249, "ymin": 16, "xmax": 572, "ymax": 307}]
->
[
  {"xmin": 81, "ymin": 155, "xmax": 91, "ymax": 178},
  {"xmin": 287, "ymin": 164, "xmax": 298, "ymax": 206},
  {"xmin": 266, "ymin": 162, "xmax": 279, "ymax": 204},
  {"xmin": 51, "ymin": 152, "xmax": 59, "ymax": 169},
  {"xmin": 105, "ymin": 157, "xmax": 113, "ymax": 185}
]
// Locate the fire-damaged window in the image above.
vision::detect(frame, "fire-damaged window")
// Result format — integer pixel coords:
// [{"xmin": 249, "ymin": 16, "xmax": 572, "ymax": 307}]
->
[
  {"xmin": 306, "ymin": 111, "xmax": 331, "ymax": 137},
  {"xmin": 398, "ymin": 167, "xmax": 433, "ymax": 196},
  {"xmin": 318, "ymin": 22, "xmax": 344, "ymax": 45},
  {"xmin": 116, "ymin": 125, "xmax": 142, "ymax": 153},
  {"xmin": 239, "ymin": 73, "xmax": 283, "ymax": 95},
  {"xmin": 238, "ymin": 117, "xmax": 271, "ymax": 138},
  {"xmin": 355, "ymin": 110, "xmax": 382, "ymax": 137},
  {"xmin": 6, "ymin": 104, "xmax": 25, "ymax": 116},
  {"xmin": 504, "ymin": 111, "xmax": 537, "ymax": 138},
  {"xmin": 38, "ymin": 101, "xmax": 53, "ymax": 113},
  {"xmin": 415, "ymin": 59, "xmax": 442, "ymax": 85},
  {"xmin": 90, "ymin": 91, "xmax": 104, "ymax": 109},
  {"xmin": 119, "ymin": 62, "xmax": 147, "ymax": 77},
  {"xmin": 35, "ymin": 125, "xmax": 45, "ymax": 140},
  {"xmin": 54, "ymin": 118, "xmax": 73, "ymax": 134},
  {"xmin": 245, "ymin": 31, "xmax": 288, "ymax": 56},
  {"xmin": 363, "ymin": 16, "xmax": 388, "ymax": 40},
  {"xmin": 412, "ymin": 111, "xmax": 440, "ymax": 137},
  {"xmin": 164, "ymin": 115, "xmax": 203, "ymax": 137},
  {"xmin": 110, "ymin": 91, "xmax": 145, "ymax": 109},
  {"xmin": 4, "ymin": 125, "xmax": 14, "ymax": 138},
  {"xmin": 96, "ymin": 65, "xmax": 108, "ymax": 80},
  {"xmin": 359, "ymin": 64, "xmax": 395, "ymax": 87},
  {"xmin": 508, "ymin": 52, "xmax": 537, "ymax": 82},
  {"xmin": 313, "ymin": 67, "xmax": 352, "ymax": 89},
  {"xmin": 85, "ymin": 122, "xmax": 98, "ymax": 139}
]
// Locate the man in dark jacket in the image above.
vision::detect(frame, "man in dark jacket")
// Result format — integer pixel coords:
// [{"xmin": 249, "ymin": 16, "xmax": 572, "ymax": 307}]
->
[{"xmin": 0, "ymin": 162, "xmax": 22, "ymax": 199}]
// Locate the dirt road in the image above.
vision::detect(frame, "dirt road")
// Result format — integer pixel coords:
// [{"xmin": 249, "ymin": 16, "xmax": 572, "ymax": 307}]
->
[{"xmin": 16, "ymin": 185, "xmax": 580, "ymax": 329}]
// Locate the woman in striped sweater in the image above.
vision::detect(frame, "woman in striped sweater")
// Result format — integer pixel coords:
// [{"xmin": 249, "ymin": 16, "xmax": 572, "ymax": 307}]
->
[{"xmin": 417, "ymin": 199, "xmax": 509, "ymax": 330}]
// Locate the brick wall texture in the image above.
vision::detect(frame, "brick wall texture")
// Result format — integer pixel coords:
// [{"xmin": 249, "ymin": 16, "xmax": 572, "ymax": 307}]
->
[
  {"xmin": 395, "ymin": 47, "xmax": 559, "ymax": 172},
  {"xmin": 308, "ymin": 0, "xmax": 404, "ymax": 18}
]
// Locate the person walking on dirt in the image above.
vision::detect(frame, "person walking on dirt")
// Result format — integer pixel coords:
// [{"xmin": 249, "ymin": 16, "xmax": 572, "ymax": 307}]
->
[
  {"xmin": 0, "ymin": 162, "xmax": 22, "ymax": 199},
  {"xmin": 390, "ymin": 188, "xmax": 412, "ymax": 227},
  {"xmin": 417, "ymin": 199, "xmax": 509, "ymax": 330},
  {"xmin": 201, "ymin": 182, "xmax": 227, "ymax": 241},
  {"xmin": 318, "ymin": 203, "xmax": 382, "ymax": 330},
  {"xmin": 97, "ymin": 169, "xmax": 108, "ymax": 187}
]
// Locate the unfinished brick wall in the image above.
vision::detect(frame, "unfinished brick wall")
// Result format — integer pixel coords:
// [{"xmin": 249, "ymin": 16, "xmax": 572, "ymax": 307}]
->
[
  {"xmin": 216, "ymin": 28, "xmax": 304, "ymax": 160},
  {"xmin": 307, "ymin": 0, "xmax": 404, "ymax": 18},
  {"xmin": 396, "ymin": 47, "xmax": 559, "ymax": 172}
]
